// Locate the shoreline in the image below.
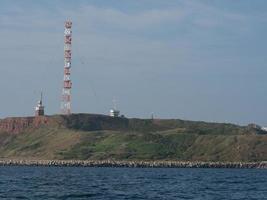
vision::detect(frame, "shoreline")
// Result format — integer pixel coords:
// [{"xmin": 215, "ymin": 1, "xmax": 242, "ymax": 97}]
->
[{"xmin": 0, "ymin": 159, "xmax": 266, "ymax": 169}]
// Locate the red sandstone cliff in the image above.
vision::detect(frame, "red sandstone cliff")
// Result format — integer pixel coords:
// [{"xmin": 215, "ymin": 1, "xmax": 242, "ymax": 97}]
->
[{"xmin": 0, "ymin": 116, "xmax": 49, "ymax": 134}]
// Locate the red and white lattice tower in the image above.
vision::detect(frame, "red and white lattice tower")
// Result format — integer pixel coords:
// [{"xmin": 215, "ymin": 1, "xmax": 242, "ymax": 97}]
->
[{"xmin": 61, "ymin": 20, "xmax": 72, "ymax": 114}]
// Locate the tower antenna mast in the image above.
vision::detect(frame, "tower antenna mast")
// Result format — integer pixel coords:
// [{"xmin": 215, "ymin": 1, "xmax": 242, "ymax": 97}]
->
[
  {"xmin": 61, "ymin": 20, "xmax": 72, "ymax": 115},
  {"xmin": 40, "ymin": 91, "xmax": 43, "ymax": 104}
]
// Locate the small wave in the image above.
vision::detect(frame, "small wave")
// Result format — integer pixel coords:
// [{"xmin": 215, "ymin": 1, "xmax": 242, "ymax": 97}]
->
[{"xmin": 58, "ymin": 193, "xmax": 100, "ymax": 199}]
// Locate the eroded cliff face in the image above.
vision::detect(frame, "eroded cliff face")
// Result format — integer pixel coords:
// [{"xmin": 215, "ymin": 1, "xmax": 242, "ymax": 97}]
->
[
  {"xmin": 0, "ymin": 116, "xmax": 49, "ymax": 134},
  {"xmin": 0, "ymin": 114, "xmax": 126, "ymax": 134}
]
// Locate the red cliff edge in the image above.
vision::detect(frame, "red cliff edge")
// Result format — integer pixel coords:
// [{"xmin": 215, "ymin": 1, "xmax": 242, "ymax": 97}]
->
[{"xmin": 0, "ymin": 116, "xmax": 49, "ymax": 134}]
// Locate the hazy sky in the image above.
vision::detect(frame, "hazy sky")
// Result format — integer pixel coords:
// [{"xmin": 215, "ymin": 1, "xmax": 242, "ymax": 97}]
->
[{"xmin": 0, "ymin": 0, "xmax": 267, "ymax": 125}]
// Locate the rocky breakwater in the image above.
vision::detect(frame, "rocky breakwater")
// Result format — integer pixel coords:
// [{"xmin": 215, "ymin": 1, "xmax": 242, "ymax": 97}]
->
[
  {"xmin": 0, "ymin": 116, "xmax": 49, "ymax": 134},
  {"xmin": 0, "ymin": 160, "xmax": 266, "ymax": 169}
]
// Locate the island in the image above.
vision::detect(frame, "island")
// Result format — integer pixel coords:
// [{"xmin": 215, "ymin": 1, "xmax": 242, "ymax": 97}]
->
[{"xmin": 0, "ymin": 114, "xmax": 266, "ymax": 168}]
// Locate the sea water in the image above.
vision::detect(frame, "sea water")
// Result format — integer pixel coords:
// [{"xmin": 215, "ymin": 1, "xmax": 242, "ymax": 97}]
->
[{"xmin": 0, "ymin": 166, "xmax": 266, "ymax": 199}]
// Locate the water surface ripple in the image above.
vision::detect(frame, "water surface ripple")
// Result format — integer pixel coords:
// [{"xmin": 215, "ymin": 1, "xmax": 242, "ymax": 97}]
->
[{"xmin": 0, "ymin": 167, "xmax": 266, "ymax": 199}]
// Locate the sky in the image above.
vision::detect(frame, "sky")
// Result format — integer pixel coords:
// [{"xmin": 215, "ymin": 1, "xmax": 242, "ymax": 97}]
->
[{"xmin": 0, "ymin": 0, "xmax": 267, "ymax": 126}]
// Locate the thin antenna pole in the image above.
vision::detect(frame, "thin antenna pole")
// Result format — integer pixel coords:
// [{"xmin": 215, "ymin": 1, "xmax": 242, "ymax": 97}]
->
[
  {"xmin": 113, "ymin": 98, "xmax": 117, "ymax": 110},
  {"xmin": 41, "ymin": 91, "xmax": 43, "ymax": 104}
]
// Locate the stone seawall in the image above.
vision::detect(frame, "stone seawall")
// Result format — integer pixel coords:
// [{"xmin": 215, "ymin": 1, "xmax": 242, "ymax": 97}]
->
[{"xmin": 0, "ymin": 160, "xmax": 266, "ymax": 169}]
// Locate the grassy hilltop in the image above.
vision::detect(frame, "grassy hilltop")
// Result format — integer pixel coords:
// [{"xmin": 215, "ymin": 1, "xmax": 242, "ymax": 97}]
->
[{"xmin": 0, "ymin": 114, "xmax": 266, "ymax": 162}]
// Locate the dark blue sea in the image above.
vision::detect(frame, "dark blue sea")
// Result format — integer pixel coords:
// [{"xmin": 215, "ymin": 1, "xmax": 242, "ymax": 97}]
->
[{"xmin": 0, "ymin": 167, "xmax": 266, "ymax": 199}]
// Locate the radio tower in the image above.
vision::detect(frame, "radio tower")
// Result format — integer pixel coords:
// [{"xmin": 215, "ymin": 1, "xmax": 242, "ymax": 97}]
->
[{"xmin": 61, "ymin": 20, "xmax": 72, "ymax": 115}]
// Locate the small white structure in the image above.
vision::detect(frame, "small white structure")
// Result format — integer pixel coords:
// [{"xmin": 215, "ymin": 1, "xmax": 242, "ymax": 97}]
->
[
  {"xmin": 110, "ymin": 109, "xmax": 120, "ymax": 117},
  {"xmin": 35, "ymin": 93, "xmax": 45, "ymax": 116},
  {"xmin": 109, "ymin": 98, "xmax": 120, "ymax": 117},
  {"xmin": 261, "ymin": 127, "xmax": 267, "ymax": 132}
]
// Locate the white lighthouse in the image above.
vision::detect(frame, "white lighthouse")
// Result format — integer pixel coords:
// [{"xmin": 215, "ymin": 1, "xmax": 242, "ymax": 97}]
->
[{"xmin": 35, "ymin": 92, "xmax": 45, "ymax": 116}]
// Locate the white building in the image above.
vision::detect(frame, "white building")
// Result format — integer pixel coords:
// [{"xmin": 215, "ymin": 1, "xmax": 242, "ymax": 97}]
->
[
  {"xmin": 110, "ymin": 109, "xmax": 120, "ymax": 117},
  {"xmin": 109, "ymin": 98, "xmax": 121, "ymax": 117}
]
